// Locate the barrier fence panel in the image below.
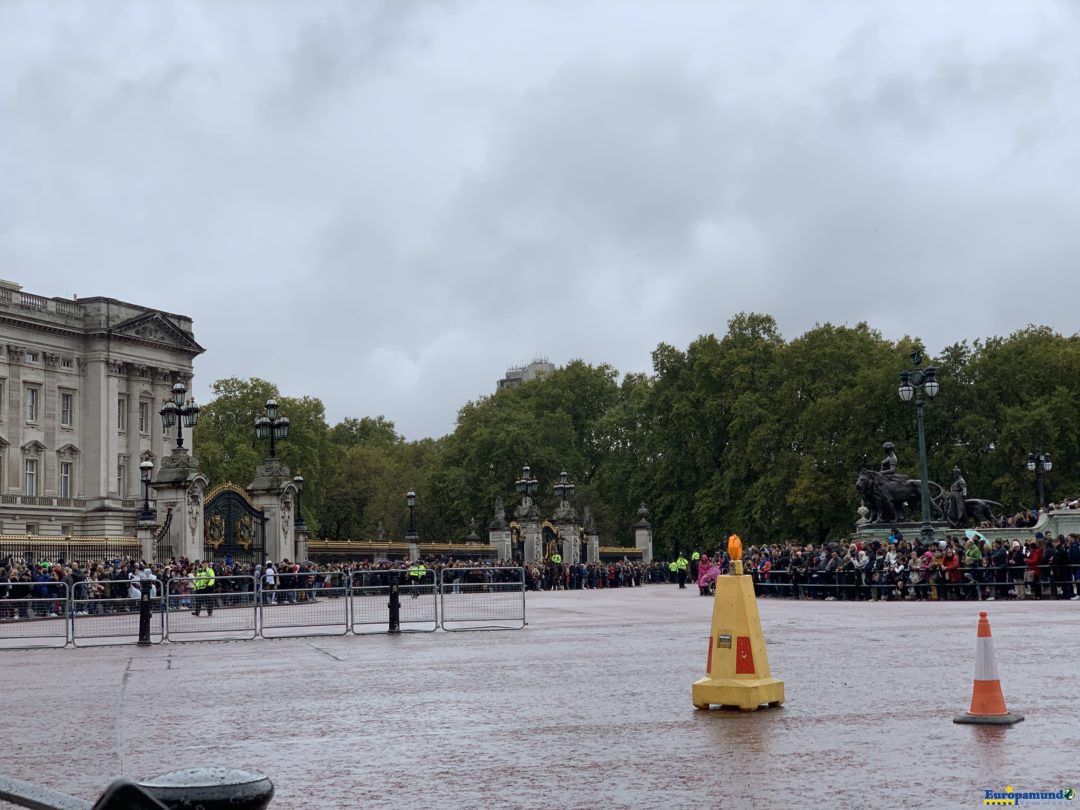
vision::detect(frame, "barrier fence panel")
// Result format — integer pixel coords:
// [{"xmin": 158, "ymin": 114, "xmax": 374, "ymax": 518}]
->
[
  {"xmin": 0, "ymin": 582, "xmax": 70, "ymax": 650},
  {"xmin": 260, "ymin": 571, "xmax": 349, "ymax": 638},
  {"xmin": 743, "ymin": 563, "xmax": 1080, "ymax": 602},
  {"xmin": 348, "ymin": 569, "xmax": 437, "ymax": 634},
  {"xmin": 440, "ymin": 567, "xmax": 525, "ymax": 631},
  {"xmin": 71, "ymin": 579, "xmax": 165, "ymax": 647},
  {"xmin": 165, "ymin": 575, "xmax": 257, "ymax": 642}
]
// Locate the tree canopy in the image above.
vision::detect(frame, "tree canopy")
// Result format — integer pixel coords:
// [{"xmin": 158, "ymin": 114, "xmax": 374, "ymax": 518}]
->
[{"xmin": 192, "ymin": 318, "xmax": 1080, "ymax": 557}]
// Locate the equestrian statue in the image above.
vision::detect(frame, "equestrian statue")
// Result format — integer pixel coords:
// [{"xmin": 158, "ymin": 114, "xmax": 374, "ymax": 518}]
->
[
  {"xmin": 856, "ymin": 445, "xmax": 1002, "ymax": 528},
  {"xmin": 856, "ymin": 442, "xmax": 943, "ymax": 524}
]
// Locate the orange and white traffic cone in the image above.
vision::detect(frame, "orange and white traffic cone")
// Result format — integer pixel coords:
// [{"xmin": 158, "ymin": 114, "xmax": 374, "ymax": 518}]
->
[{"xmin": 953, "ymin": 611, "xmax": 1024, "ymax": 725}]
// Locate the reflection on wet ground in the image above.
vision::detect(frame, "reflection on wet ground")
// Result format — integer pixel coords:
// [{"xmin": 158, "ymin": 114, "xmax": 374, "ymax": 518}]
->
[{"xmin": 1, "ymin": 588, "xmax": 1076, "ymax": 809}]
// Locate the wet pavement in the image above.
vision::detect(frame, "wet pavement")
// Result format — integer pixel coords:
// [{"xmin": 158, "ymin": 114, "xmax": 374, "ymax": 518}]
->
[{"xmin": 2, "ymin": 587, "xmax": 1077, "ymax": 809}]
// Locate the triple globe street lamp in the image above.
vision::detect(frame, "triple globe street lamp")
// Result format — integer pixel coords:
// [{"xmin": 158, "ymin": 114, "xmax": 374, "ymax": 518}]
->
[
  {"xmin": 254, "ymin": 398, "xmax": 290, "ymax": 458},
  {"xmin": 1026, "ymin": 450, "xmax": 1052, "ymax": 509},
  {"xmin": 898, "ymin": 349, "xmax": 940, "ymax": 547},
  {"xmin": 159, "ymin": 381, "xmax": 200, "ymax": 450},
  {"xmin": 553, "ymin": 470, "xmax": 576, "ymax": 502},
  {"xmin": 515, "ymin": 464, "xmax": 539, "ymax": 501}
]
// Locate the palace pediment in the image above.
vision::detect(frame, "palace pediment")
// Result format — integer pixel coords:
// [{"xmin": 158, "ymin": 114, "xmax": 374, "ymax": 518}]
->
[{"xmin": 112, "ymin": 312, "xmax": 205, "ymax": 354}]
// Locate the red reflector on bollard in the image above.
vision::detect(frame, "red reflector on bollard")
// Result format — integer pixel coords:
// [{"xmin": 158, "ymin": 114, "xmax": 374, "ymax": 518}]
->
[{"xmin": 735, "ymin": 635, "xmax": 755, "ymax": 675}]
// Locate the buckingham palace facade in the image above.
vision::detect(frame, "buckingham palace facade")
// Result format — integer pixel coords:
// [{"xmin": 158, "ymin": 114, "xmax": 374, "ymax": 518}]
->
[{"xmin": 0, "ymin": 280, "xmax": 204, "ymax": 536}]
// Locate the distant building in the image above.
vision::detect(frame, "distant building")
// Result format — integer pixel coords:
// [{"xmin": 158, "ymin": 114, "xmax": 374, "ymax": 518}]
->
[
  {"xmin": 497, "ymin": 358, "xmax": 555, "ymax": 390},
  {"xmin": 0, "ymin": 280, "xmax": 204, "ymax": 536}
]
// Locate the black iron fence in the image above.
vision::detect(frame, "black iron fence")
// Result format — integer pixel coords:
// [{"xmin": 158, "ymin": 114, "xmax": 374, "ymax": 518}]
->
[{"xmin": 0, "ymin": 537, "xmax": 142, "ymax": 567}]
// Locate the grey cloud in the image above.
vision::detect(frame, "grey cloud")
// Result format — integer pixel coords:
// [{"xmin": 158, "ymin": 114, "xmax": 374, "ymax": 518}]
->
[{"xmin": 2, "ymin": 0, "xmax": 1079, "ymax": 438}]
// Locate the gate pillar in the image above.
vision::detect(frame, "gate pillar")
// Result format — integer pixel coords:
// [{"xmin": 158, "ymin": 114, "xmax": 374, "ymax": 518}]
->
[
  {"xmin": 137, "ymin": 521, "xmax": 157, "ymax": 562},
  {"xmin": 512, "ymin": 494, "xmax": 542, "ymax": 563},
  {"xmin": 248, "ymin": 458, "xmax": 298, "ymax": 564},
  {"xmin": 488, "ymin": 527, "xmax": 511, "ymax": 562},
  {"xmin": 633, "ymin": 503, "xmax": 654, "ymax": 563},
  {"xmin": 523, "ymin": 519, "xmax": 542, "ymax": 563},
  {"xmin": 487, "ymin": 496, "xmax": 511, "ymax": 562},
  {"xmin": 586, "ymin": 532, "xmax": 600, "ymax": 563},
  {"xmin": 150, "ymin": 448, "xmax": 208, "ymax": 563},
  {"xmin": 561, "ymin": 523, "xmax": 580, "ymax": 564}
]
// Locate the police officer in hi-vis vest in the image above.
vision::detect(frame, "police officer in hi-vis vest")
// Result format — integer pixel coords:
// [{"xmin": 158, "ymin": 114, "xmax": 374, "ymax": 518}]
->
[{"xmin": 191, "ymin": 561, "xmax": 218, "ymax": 616}]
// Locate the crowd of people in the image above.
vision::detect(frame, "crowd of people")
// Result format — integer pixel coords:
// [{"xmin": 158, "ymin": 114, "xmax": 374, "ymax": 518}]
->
[
  {"xmin": 708, "ymin": 530, "xmax": 1080, "ymax": 602},
  {"xmin": 0, "ymin": 555, "xmax": 672, "ymax": 619},
  {"xmin": 971, "ymin": 499, "xmax": 1080, "ymax": 531},
  {"xmin": 3, "ymin": 530, "xmax": 1078, "ymax": 620}
]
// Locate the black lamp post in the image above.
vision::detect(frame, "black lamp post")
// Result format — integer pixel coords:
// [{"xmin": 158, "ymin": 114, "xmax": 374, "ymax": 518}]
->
[
  {"xmin": 898, "ymin": 349, "xmax": 940, "ymax": 547},
  {"xmin": 515, "ymin": 464, "xmax": 539, "ymax": 501},
  {"xmin": 138, "ymin": 460, "xmax": 155, "ymax": 522},
  {"xmin": 254, "ymin": 398, "xmax": 290, "ymax": 459},
  {"xmin": 293, "ymin": 475, "xmax": 306, "ymax": 530},
  {"xmin": 1025, "ymin": 450, "xmax": 1052, "ymax": 509},
  {"xmin": 553, "ymin": 470, "xmax": 576, "ymax": 503},
  {"xmin": 159, "ymin": 382, "xmax": 200, "ymax": 450},
  {"xmin": 405, "ymin": 490, "xmax": 418, "ymax": 541}
]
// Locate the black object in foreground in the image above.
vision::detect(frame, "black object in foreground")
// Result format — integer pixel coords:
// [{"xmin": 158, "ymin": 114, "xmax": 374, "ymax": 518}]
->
[
  {"xmin": 140, "ymin": 768, "xmax": 274, "ymax": 809},
  {"xmin": 0, "ymin": 768, "xmax": 273, "ymax": 810}
]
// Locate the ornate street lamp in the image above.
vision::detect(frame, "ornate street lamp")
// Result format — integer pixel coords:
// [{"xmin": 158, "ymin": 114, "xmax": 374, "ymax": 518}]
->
[
  {"xmin": 138, "ymin": 460, "xmax": 155, "ymax": 522},
  {"xmin": 293, "ymin": 475, "xmax": 306, "ymax": 530},
  {"xmin": 159, "ymin": 381, "xmax": 200, "ymax": 450},
  {"xmin": 553, "ymin": 470, "xmax": 576, "ymax": 502},
  {"xmin": 1025, "ymin": 450, "xmax": 1052, "ymax": 509},
  {"xmin": 405, "ymin": 490, "xmax": 418, "ymax": 541},
  {"xmin": 254, "ymin": 398, "xmax": 290, "ymax": 459},
  {"xmin": 898, "ymin": 349, "xmax": 939, "ymax": 547},
  {"xmin": 515, "ymin": 464, "xmax": 539, "ymax": 500}
]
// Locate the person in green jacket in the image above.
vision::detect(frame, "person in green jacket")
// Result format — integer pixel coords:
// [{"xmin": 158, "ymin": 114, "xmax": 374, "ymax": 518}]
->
[
  {"xmin": 191, "ymin": 561, "xmax": 218, "ymax": 617},
  {"xmin": 668, "ymin": 560, "xmax": 678, "ymax": 584},
  {"xmin": 676, "ymin": 554, "xmax": 689, "ymax": 589},
  {"xmin": 406, "ymin": 562, "xmax": 426, "ymax": 598}
]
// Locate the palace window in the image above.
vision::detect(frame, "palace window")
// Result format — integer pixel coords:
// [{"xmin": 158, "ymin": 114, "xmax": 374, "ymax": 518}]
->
[
  {"xmin": 117, "ymin": 396, "xmax": 128, "ymax": 433},
  {"xmin": 25, "ymin": 458, "xmax": 38, "ymax": 496},
  {"xmin": 25, "ymin": 386, "xmax": 39, "ymax": 423},
  {"xmin": 139, "ymin": 401, "xmax": 150, "ymax": 434},
  {"xmin": 117, "ymin": 457, "xmax": 127, "ymax": 497},
  {"xmin": 59, "ymin": 461, "xmax": 72, "ymax": 498},
  {"xmin": 61, "ymin": 392, "xmax": 74, "ymax": 427}
]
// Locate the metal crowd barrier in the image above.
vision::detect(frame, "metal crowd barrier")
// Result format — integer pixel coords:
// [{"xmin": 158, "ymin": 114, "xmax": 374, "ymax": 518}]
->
[
  {"xmin": 439, "ymin": 566, "xmax": 526, "ymax": 631},
  {"xmin": 742, "ymin": 562, "xmax": 1080, "ymax": 601},
  {"xmin": 72, "ymin": 579, "xmax": 165, "ymax": 647},
  {"xmin": 260, "ymin": 571, "xmax": 348, "ymax": 638},
  {"xmin": 0, "ymin": 581, "xmax": 70, "ymax": 650},
  {"xmin": 165, "ymin": 575, "xmax": 258, "ymax": 642},
  {"xmin": 349, "ymin": 569, "xmax": 437, "ymax": 634}
]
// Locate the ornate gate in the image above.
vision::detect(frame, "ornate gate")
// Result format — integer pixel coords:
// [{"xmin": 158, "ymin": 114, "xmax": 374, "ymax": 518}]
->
[
  {"xmin": 541, "ymin": 521, "xmax": 560, "ymax": 560},
  {"xmin": 203, "ymin": 483, "xmax": 266, "ymax": 565}
]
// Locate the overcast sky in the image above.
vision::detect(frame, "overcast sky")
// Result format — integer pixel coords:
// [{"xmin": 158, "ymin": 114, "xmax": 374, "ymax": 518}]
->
[{"xmin": 3, "ymin": 1, "xmax": 1079, "ymax": 438}]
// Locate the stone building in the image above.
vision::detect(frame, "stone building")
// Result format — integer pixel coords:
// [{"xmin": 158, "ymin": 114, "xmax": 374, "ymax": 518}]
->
[
  {"xmin": 0, "ymin": 280, "xmax": 203, "ymax": 536},
  {"xmin": 497, "ymin": 358, "xmax": 555, "ymax": 390}
]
